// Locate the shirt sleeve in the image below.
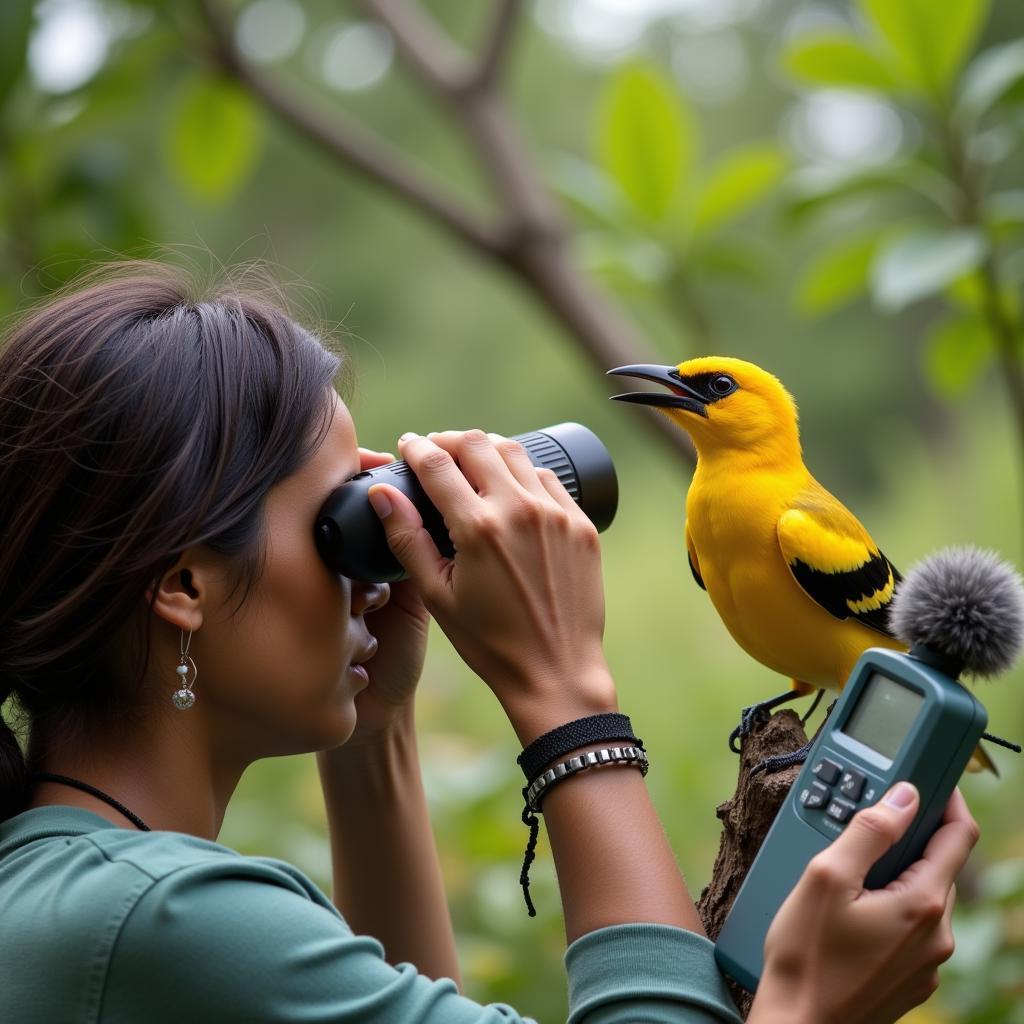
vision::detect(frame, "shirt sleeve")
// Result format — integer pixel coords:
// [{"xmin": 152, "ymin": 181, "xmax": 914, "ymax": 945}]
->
[{"xmin": 100, "ymin": 861, "xmax": 743, "ymax": 1024}]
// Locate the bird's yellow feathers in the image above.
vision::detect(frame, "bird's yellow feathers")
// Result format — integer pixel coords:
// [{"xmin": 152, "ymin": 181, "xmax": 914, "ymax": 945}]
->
[{"xmin": 777, "ymin": 481, "xmax": 902, "ymax": 640}]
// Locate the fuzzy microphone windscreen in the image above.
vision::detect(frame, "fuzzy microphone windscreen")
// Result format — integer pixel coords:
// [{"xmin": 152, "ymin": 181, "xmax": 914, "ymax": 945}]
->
[{"xmin": 889, "ymin": 546, "xmax": 1024, "ymax": 678}]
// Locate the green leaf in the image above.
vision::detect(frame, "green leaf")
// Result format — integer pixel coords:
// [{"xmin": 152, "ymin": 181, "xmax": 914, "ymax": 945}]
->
[
  {"xmin": 166, "ymin": 75, "xmax": 263, "ymax": 204},
  {"xmin": 923, "ymin": 314, "xmax": 992, "ymax": 398},
  {"xmin": 984, "ymin": 190, "xmax": 1024, "ymax": 230},
  {"xmin": 957, "ymin": 39, "xmax": 1024, "ymax": 122},
  {"xmin": 784, "ymin": 161, "xmax": 959, "ymax": 223},
  {"xmin": 946, "ymin": 272, "xmax": 987, "ymax": 313},
  {"xmin": 870, "ymin": 227, "xmax": 988, "ymax": 310},
  {"xmin": 781, "ymin": 34, "xmax": 897, "ymax": 92},
  {"xmin": 794, "ymin": 234, "xmax": 880, "ymax": 316},
  {"xmin": 688, "ymin": 236, "xmax": 775, "ymax": 283},
  {"xmin": 1004, "ymin": 247, "xmax": 1024, "ymax": 288},
  {"xmin": 0, "ymin": 1, "xmax": 34, "ymax": 108},
  {"xmin": 947, "ymin": 267, "xmax": 1021, "ymax": 321},
  {"xmin": 547, "ymin": 154, "xmax": 631, "ymax": 230},
  {"xmin": 968, "ymin": 118, "xmax": 1024, "ymax": 166},
  {"xmin": 694, "ymin": 144, "xmax": 787, "ymax": 232},
  {"xmin": 575, "ymin": 231, "xmax": 672, "ymax": 295},
  {"xmin": 858, "ymin": 0, "xmax": 990, "ymax": 97},
  {"xmin": 596, "ymin": 62, "xmax": 696, "ymax": 222}
]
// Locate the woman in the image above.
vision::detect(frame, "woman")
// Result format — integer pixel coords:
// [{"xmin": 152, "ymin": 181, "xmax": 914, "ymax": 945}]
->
[{"xmin": 0, "ymin": 263, "xmax": 976, "ymax": 1023}]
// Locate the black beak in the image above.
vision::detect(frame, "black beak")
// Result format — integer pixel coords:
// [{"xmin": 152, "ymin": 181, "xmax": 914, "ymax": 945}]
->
[{"xmin": 607, "ymin": 364, "xmax": 709, "ymax": 418}]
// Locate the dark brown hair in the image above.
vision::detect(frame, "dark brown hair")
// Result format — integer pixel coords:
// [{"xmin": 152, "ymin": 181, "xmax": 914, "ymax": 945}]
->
[{"xmin": 0, "ymin": 261, "xmax": 345, "ymax": 821}]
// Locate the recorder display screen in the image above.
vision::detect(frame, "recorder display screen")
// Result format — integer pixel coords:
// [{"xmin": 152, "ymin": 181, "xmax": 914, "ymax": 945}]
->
[{"xmin": 841, "ymin": 673, "xmax": 925, "ymax": 762}]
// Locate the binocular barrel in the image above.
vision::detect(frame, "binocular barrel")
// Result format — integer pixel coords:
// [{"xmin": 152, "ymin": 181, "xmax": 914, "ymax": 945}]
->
[{"xmin": 315, "ymin": 422, "xmax": 618, "ymax": 582}]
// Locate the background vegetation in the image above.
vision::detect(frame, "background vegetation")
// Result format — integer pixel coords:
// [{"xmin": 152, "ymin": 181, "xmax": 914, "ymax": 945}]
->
[{"xmin": 2, "ymin": 1, "xmax": 1024, "ymax": 1020}]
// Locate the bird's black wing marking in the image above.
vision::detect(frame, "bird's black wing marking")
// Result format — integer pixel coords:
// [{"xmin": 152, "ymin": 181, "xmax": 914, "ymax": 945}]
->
[
  {"xmin": 688, "ymin": 550, "xmax": 706, "ymax": 591},
  {"xmin": 789, "ymin": 551, "xmax": 902, "ymax": 640}
]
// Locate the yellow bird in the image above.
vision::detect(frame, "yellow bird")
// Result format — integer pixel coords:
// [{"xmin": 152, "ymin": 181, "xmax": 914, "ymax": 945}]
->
[{"xmin": 609, "ymin": 355, "xmax": 999, "ymax": 774}]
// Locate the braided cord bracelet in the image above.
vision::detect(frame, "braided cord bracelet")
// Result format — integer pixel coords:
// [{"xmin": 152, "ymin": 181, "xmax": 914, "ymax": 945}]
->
[
  {"xmin": 518, "ymin": 730, "xmax": 649, "ymax": 916},
  {"xmin": 516, "ymin": 712, "xmax": 638, "ymax": 781}
]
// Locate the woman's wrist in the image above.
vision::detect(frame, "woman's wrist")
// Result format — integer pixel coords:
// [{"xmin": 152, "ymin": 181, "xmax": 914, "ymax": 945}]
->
[
  {"xmin": 500, "ymin": 665, "xmax": 619, "ymax": 745},
  {"xmin": 747, "ymin": 974, "xmax": 812, "ymax": 1024},
  {"xmin": 318, "ymin": 706, "xmax": 418, "ymax": 784}
]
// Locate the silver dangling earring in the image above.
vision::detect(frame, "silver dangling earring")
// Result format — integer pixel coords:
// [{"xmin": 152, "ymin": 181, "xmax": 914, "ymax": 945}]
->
[{"xmin": 172, "ymin": 628, "xmax": 198, "ymax": 710}]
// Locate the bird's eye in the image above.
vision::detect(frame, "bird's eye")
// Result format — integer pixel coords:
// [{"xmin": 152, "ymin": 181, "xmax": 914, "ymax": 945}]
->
[{"xmin": 710, "ymin": 374, "xmax": 735, "ymax": 396}]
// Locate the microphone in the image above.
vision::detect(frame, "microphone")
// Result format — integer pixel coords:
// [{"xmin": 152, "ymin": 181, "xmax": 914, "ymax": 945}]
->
[{"xmin": 890, "ymin": 546, "xmax": 1024, "ymax": 680}]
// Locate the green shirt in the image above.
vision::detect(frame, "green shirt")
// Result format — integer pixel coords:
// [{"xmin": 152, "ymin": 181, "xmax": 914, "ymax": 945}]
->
[{"xmin": 0, "ymin": 805, "xmax": 743, "ymax": 1023}]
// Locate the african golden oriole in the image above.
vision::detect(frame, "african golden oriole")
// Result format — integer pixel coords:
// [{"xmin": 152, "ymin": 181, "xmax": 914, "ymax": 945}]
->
[{"xmin": 609, "ymin": 356, "xmax": 998, "ymax": 774}]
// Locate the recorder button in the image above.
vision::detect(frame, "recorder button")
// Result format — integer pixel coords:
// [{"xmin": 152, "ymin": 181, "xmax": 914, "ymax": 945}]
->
[
  {"xmin": 825, "ymin": 798, "xmax": 857, "ymax": 823},
  {"xmin": 800, "ymin": 781, "xmax": 831, "ymax": 809},
  {"xmin": 839, "ymin": 769, "xmax": 866, "ymax": 801},
  {"xmin": 812, "ymin": 758, "xmax": 842, "ymax": 785}
]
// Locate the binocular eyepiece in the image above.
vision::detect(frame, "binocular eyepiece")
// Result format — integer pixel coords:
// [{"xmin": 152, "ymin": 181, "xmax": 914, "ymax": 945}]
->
[{"xmin": 315, "ymin": 422, "xmax": 618, "ymax": 583}]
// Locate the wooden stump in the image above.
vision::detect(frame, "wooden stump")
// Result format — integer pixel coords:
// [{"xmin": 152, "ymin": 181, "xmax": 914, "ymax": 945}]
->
[{"xmin": 697, "ymin": 710, "xmax": 809, "ymax": 1018}]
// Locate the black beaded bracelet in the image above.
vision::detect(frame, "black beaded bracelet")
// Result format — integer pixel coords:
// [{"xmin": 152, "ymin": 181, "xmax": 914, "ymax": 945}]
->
[{"xmin": 516, "ymin": 712, "xmax": 639, "ymax": 781}]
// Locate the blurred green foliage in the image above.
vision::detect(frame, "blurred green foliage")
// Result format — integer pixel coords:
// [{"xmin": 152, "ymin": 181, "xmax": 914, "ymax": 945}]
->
[
  {"xmin": 2, "ymin": 0, "xmax": 1024, "ymax": 1020},
  {"xmin": 781, "ymin": 0, "xmax": 1024, "ymax": 406}
]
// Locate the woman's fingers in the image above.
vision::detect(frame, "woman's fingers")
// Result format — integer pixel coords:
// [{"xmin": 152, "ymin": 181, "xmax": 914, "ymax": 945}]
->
[
  {"xmin": 806, "ymin": 783, "xmax": 920, "ymax": 899},
  {"xmin": 940, "ymin": 785, "xmax": 973, "ymax": 826},
  {"xmin": 368, "ymin": 482, "xmax": 450, "ymax": 590},
  {"xmin": 424, "ymin": 429, "xmax": 526, "ymax": 499},
  {"xmin": 423, "ymin": 430, "xmax": 577, "ymax": 513},
  {"xmin": 358, "ymin": 447, "xmax": 395, "ymax": 472},
  {"xmin": 485, "ymin": 433, "xmax": 549, "ymax": 496},
  {"xmin": 397, "ymin": 433, "xmax": 481, "ymax": 517},
  {"xmin": 898, "ymin": 803, "xmax": 979, "ymax": 897},
  {"xmin": 536, "ymin": 465, "xmax": 582, "ymax": 514}
]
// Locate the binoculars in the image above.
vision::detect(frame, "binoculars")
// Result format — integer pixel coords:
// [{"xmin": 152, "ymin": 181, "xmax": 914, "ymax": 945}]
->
[{"xmin": 315, "ymin": 423, "xmax": 618, "ymax": 582}]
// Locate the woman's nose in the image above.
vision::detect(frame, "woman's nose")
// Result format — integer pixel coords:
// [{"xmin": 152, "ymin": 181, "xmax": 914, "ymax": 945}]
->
[{"xmin": 352, "ymin": 580, "xmax": 390, "ymax": 616}]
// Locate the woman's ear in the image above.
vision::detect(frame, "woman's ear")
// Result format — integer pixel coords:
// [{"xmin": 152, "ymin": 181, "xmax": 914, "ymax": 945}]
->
[{"xmin": 146, "ymin": 547, "xmax": 213, "ymax": 634}]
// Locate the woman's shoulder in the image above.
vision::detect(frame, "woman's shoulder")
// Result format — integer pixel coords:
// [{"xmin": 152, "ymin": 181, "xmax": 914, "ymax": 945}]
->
[
  {"xmin": 0, "ymin": 805, "xmax": 366, "ymax": 1023},
  {"xmin": 87, "ymin": 813, "xmax": 329, "ymax": 900},
  {"xmin": 1, "ymin": 804, "xmax": 340, "ymax": 926}
]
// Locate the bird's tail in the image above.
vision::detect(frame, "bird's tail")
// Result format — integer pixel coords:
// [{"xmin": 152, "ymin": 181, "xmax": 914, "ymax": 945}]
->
[{"xmin": 966, "ymin": 742, "xmax": 999, "ymax": 776}]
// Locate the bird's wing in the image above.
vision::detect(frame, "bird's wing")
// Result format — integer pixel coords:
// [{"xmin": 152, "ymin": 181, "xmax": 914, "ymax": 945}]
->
[
  {"xmin": 777, "ymin": 484, "xmax": 902, "ymax": 639},
  {"xmin": 685, "ymin": 521, "xmax": 706, "ymax": 591}
]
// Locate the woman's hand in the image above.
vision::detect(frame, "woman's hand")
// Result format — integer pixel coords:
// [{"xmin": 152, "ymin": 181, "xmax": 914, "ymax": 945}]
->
[
  {"xmin": 344, "ymin": 447, "xmax": 431, "ymax": 743},
  {"xmin": 366, "ymin": 429, "xmax": 615, "ymax": 743},
  {"xmin": 750, "ymin": 783, "xmax": 979, "ymax": 1024}
]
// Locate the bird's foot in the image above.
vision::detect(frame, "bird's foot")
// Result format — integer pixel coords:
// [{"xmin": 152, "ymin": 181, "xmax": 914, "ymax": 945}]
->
[
  {"xmin": 728, "ymin": 690, "xmax": 804, "ymax": 754},
  {"xmin": 727, "ymin": 706, "xmax": 767, "ymax": 753},
  {"xmin": 750, "ymin": 739, "xmax": 815, "ymax": 777},
  {"xmin": 749, "ymin": 700, "xmax": 838, "ymax": 777}
]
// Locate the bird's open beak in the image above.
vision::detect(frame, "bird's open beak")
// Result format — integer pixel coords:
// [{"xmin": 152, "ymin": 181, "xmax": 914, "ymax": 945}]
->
[{"xmin": 607, "ymin": 364, "xmax": 709, "ymax": 418}]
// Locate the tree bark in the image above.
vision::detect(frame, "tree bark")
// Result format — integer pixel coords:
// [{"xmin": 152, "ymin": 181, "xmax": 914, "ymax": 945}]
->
[{"xmin": 697, "ymin": 709, "xmax": 808, "ymax": 1019}]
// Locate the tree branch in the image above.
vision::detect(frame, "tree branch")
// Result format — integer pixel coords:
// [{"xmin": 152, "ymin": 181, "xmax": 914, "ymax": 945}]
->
[
  {"xmin": 698, "ymin": 710, "xmax": 807, "ymax": 1019},
  {"xmin": 197, "ymin": 0, "xmax": 500, "ymax": 257},
  {"xmin": 358, "ymin": 0, "xmax": 553, "ymax": 231},
  {"xmin": 196, "ymin": 0, "xmax": 696, "ymax": 467},
  {"xmin": 473, "ymin": 0, "xmax": 521, "ymax": 93},
  {"xmin": 359, "ymin": 0, "xmax": 468, "ymax": 94}
]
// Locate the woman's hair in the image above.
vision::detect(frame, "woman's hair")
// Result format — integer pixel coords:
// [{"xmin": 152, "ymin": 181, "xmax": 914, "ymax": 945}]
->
[{"xmin": 0, "ymin": 261, "xmax": 346, "ymax": 821}]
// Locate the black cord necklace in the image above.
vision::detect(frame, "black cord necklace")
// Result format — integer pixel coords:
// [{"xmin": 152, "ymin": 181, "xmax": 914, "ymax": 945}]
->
[{"xmin": 28, "ymin": 772, "xmax": 151, "ymax": 832}]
